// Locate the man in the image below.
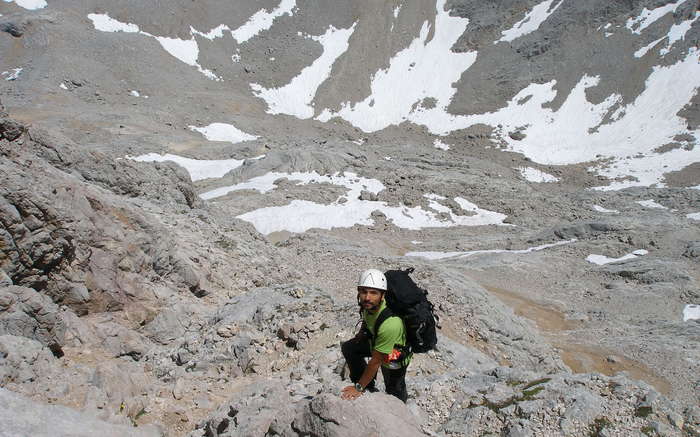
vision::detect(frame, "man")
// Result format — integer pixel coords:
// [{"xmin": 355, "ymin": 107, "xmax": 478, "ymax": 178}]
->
[{"xmin": 340, "ymin": 269, "xmax": 411, "ymax": 402}]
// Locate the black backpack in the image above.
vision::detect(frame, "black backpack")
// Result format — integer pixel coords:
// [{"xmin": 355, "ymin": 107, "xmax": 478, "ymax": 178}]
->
[{"xmin": 372, "ymin": 268, "xmax": 440, "ymax": 354}]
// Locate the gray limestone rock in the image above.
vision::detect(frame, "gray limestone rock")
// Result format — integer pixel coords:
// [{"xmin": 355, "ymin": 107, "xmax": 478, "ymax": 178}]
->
[
  {"xmin": 0, "ymin": 285, "xmax": 66, "ymax": 354},
  {"xmin": 0, "ymin": 117, "xmax": 25, "ymax": 141},
  {"xmin": 600, "ymin": 259, "xmax": 692, "ymax": 284},
  {"xmin": 192, "ymin": 381, "xmax": 299, "ymax": 437},
  {"xmin": 0, "ymin": 387, "xmax": 163, "ymax": 437},
  {"xmin": 683, "ymin": 241, "xmax": 700, "ymax": 259},
  {"xmin": 0, "ymin": 335, "xmax": 55, "ymax": 385},
  {"xmin": 292, "ymin": 393, "xmax": 426, "ymax": 437},
  {"xmin": 530, "ymin": 221, "xmax": 619, "ymax": 242},
  {"xmin": 559, "ymin": 390, "xmax": 604, "ymax": 434}
]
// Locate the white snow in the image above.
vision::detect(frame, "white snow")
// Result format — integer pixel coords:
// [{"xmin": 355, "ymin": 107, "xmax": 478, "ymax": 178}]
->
[
  {"xmin": 626, "ymin": 0, "xmax": 689, "ymax": 34},
  {"xmin": 153, "ymin": 36, "xmax": 198, "ymax": 66},
  {"xmin": 687, "ymin": 212, "xmax": 700, "ymax": 221},
  {"xmin": 88, "ymin": 13, "xmax": 140, "ymax": 33},
  {"xmin": 2, "ymin": 68, "xmax": 22, "ymax": 81},
  {"xmin": 637, "ymin": 199, "xmax": 667, "ymax": 209},
  {"xmin": 636, "ymin": 12, "xmax": 700, "ymax": 57},
  {"xmin": 592, "ymin": 205, "xmax": 619, "ymax": 214},
  {"xmin": 517, "ymin": 167, "xmax": 559, "ymax": 182},
  {"xmin": 201, "ymin": 171, "xmax": 507, "ymax": 234},
  {"xmin": 3, "ymin": 0, "xmax": 47, "ymax": 10},
  {"xmin": 634, "ymin": 36, "xmax": 666, "ymax": 58},
  {"xmin": 189, "ymin": 123, "xmax": 258, "ymax": 144},
  {"xmin": 317, "ymin": 0, "xmax": 477, "ymax": 132},
  {"xmin": 498, "ymin": 0, "xmax": 563, "ymax": 43},
  {"xmin": 684, "ymin": 304, "xmax": 700, "ymax": 321},
  {"xmin": 433, "ymin": 139, "xmax": 450, "ymax": 150},
  {"xmin": 130, "ymin": 90, "xmax": 140, "ymax": 97},
  {"xmin": 251, "ymin": 23, "xmax": 356, "ymax": 119},
  {"xmin": 393, "ymin": 5, "xmax": 402, "ymax": 19},
  {"xmin": 660, "ymin": 12, "xmax": 699, "ymax": 56},
  {"xmin": 406, "ymin": 239, "xmax": 576, "ymax": 260},
  {"xmin": 308, "ymin": 0, "xmax": 698, "ymax": 191},
  {"xmin": 59, "ymin": 83, "xmax": 68, "ymax": 90},
  {"xmin": 201, "ymin": 171, "xmax": 385, "ymax": 200},
  {"xmin": 231, "ymin": 0, "xmax": 296, "ymax": 43},
  {"xmin": 191, "ymin": 24, "xmax": 231, "ymax": 41},
  {"xmin": 585, "ymin": 249, "xmax": 648, "ymax": 265},
  {"xmin": 88, "ymin": 13, "xmax": 220, "ymax": 80},
  {"xmin": 128, "ymin": 153, "xmax": 248, "ymax": 182},
  {"xmin": 411, "ymin": 48, "xmax": 700, "ymax": 191}
]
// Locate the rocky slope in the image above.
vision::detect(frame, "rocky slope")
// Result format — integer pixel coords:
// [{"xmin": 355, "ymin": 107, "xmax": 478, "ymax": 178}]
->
[{"xmin": 1, "ymin": 0, "xmax": 699, "ymax": 436}]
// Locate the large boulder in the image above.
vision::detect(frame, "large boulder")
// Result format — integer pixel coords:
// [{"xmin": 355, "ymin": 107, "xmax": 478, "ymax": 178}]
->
[
  {"xmin": 0, "ymin": 285, "xmax": 66, "ymax": 354},
  {"xmin": 292, "ymin": 393, "xmax": 426, "ymax": 437},
  {"xmin": 0, "ymin": 334, "xmax": 55, "ymax": 385}
]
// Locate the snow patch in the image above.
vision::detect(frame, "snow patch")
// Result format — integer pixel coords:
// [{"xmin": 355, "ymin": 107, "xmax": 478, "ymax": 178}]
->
[
  {"xmin": 231, "ymin": 0, "xmax": 296, "ymax": 43},
  {"xmin": 59, "ymin": 83, "xmax": 68, "ymax": 90},
  {"xmin": 130, "ymin": 90, "xmax": 140, "ymax": 97},
  {"xmin": 88, "ymin": 13, "xmax": 220, "ymax": 80},
  {"xmin": 433, "ymin": 139, "xmax": 450, "ymax": 150},
  {"xmin": 189, "ymin": 123, "xmax": 258, "ymax": 144},
  {"xmin": 406, "ymin": 239, "xmax": 576, "ymax": 260},
  {"xmin": 637, "ymin": 199, "xmax": 667, "ymax": 209},
  {"xmin": 251, "ymin": 23, "xmax": 356, "ymax": 119},
  {"xmin": 592, "ymin": 205, "xmax": 619, "ymax": 214},
  {"xmin": 626, "ymin": 0, "xmax": 689, "ymax": 34},
  {"xmin": 498, "ymin": 0, "xmax": 563, "ymax": 43},
  {"xmin": 88, "ymin": 13, "xmax": 140, "ymax": 33},
  {"xmin": 317, "ymin": 0, "xmax": 477, "ymax": 132},
  {"xmin": 517, "ymin": 167, "xmax": 559, "ymax": 182},
  {"xmin": 312, "ymin": 1, "xmax": 698, "ymax": 192},
  {"xmin": 191, "ymin": 24, "xmax": 231, "ymax": 41},
  {"xmin": 684, "ymin": 304, "xmax": 700, "ymax": 321},
  {"xmin": 2, "ymin": 68, "xmax": 22, "ymax": 81},
  {"xmin": 128, "ymin": 153, "xmax": 248, "ymax": 182},
  {"xmin": 687, "ymin": 212, "xmax": 700, "ymax": 221},
  {"xmin": 586, "ymin": 249, "xmax": 649, "ymax": 265},
  {"xmin": 3, "ymin": 0, "xmax": 47, "ymax": 10},
  {"xmin": 634, "ymin": 36, "xmax": 666, "ymax": 58},
  {"xmin": 660, "ymin": 12, "xmax": 699, "ymax": 56},
  {"xmin": 202, "ymin": 171, "xmax": 507, "ymax": 234}
]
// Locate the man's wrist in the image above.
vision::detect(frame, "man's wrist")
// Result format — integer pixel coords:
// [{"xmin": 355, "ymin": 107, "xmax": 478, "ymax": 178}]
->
[{"xmin": 354, "ymin": 383, "xmax": 364, "ymax": 392}]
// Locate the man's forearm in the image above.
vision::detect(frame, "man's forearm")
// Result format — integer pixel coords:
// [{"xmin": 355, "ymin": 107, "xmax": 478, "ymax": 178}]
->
[{"xmin": 357, "ymin": 355, "xmax": 382, "ymax": 389}]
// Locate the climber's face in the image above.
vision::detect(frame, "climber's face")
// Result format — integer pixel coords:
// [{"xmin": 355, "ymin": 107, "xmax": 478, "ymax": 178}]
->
[{"xmin": 357, "ymin": 287, "xmax": 383, "ymax": 313}]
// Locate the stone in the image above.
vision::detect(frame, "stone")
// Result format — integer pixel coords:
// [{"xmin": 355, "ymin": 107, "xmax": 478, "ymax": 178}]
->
[
  {"xmin": 505, "ymin": 421, "xmax": 533, "ymax": 437},
  {"xmin": 0, "ymin": 335, "xmax": 56, "ymax": 385},
  {"xmin": 0, "ymin": 387, "xmax": 163, "ymax": 437},
  {"xmin": 0, "ymin": 286, "xmax": 66, "ymax": 353},
  {"xmin": 292, "ymin": 393, "xmax": 425, "ymax": 437},
  {"xmin": 0, "ymin": 270, "xmax": 12, "ymax": 287},
  {"xmin": 667, "ymin": 412, "xmax": 684, "ymax": 429},
  {"xmin": 560, "ymin": 391, "xmax": 604, "ymax": 435},
  {"xmin": 0, "ymin": 117, "xmax": 25, "ymax": 141}
]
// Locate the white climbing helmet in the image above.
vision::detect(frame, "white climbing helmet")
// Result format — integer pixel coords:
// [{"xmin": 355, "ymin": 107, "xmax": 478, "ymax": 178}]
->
[{"xmin": 357, "ymin": 269, "xmax": 387, "ymax": 291}]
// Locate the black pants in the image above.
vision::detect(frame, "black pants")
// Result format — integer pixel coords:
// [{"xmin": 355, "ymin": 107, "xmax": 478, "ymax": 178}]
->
[{"xmin": 341, "ymin": 338, "xmax": 408, "ymax": 402}]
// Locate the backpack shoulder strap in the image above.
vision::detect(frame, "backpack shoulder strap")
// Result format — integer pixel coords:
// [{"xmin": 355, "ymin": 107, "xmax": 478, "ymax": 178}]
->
[{"xmin": 373, "ymin": 306, "xmax": 394, "ymax": 337}]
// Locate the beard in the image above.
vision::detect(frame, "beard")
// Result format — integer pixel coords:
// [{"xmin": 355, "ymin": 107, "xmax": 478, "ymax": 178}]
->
[{"xmin": 362, "ymin": 300, "xmax": 381, "ymax": 312}]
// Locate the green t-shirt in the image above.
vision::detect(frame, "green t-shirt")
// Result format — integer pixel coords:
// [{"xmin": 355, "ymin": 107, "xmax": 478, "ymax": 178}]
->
[{"xmin": 363, "ymin": 300, "xmax": 412, "ymax": 367}]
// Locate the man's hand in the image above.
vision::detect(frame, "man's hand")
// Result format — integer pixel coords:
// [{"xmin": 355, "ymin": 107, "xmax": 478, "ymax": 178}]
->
[{"xmin": 340, "ymin": 385, "xmax": 363, "ymax": 400}]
